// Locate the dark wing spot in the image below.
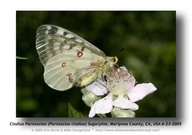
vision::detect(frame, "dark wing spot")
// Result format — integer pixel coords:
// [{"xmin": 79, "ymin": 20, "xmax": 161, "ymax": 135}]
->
[{"xmin": 63, "ymin": 31, "xmax": 68, "ymax": 36}]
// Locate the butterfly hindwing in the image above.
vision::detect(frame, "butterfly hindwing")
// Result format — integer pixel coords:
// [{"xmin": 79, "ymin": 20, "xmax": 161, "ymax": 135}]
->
[{"xmin": 44, "ymin": 50, "xmax": 104, "ymax": 90}]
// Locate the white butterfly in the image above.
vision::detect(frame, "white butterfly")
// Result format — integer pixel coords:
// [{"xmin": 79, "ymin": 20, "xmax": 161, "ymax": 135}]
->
[{"xmin": 36, "ymin": 24, "xmax": 118, "ymax": 91}]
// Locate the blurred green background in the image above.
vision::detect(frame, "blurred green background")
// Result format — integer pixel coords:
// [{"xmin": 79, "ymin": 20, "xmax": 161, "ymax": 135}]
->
[{"xmin": 16, "ymin": 11, "xmax": 176, "ymax": 117}]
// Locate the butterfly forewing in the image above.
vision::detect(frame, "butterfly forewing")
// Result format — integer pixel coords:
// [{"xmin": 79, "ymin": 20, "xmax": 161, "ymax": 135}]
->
[
  {"xmin": 36, "ymin": 25, "xmax": 108, "ymax": 91},
  {"xmin": 36, "ymin": 25, "xmax": 106, "ymax": 65}
]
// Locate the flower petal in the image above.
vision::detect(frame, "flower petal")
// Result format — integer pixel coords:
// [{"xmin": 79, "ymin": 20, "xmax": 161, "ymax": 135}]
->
[
  {"xmin": 85, "ymin": 78, "xmax": 107, "ymax": 96},
  {"xmin": 112, "ymin": 94, "xmax": 138, "ymax": 110},
  {"xmin": 128, "ymin": 83, "xmax": 157, "ymax": 102},
  {"xmin": 107, "ymin": 66, "xmax": 136, "ymax": 94},
  {"xmin": 118, "ymin": 66, "xmax": 136, "ymax": 92},
  {"xmin": 88, "ymin": 94, "xmax": 113, "ymax": 117}
]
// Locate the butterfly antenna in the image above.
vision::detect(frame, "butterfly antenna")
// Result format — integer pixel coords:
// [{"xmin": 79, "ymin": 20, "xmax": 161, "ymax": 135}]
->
[{"xmin": 114, "ymin": 47, "xmax": 124, "ymax": 56}]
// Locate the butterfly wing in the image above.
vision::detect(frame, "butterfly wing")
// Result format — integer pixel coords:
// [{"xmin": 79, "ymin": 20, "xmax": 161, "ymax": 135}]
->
[{"xmin": 36, "ymin": 25, "xmax": 106, "ymax": 91}]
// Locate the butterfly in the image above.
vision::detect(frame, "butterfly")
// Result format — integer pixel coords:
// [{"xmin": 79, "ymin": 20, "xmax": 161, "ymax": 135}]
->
[{"xmin": 36, "ymin": 24, "xmax": 118, "ymax": 91}]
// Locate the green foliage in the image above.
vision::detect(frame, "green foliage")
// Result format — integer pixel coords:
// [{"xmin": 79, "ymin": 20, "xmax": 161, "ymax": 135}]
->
[
  {"xmin": 68, "ymin": 103, "xmax": 87, "ymax": 118},
  {"xmin": 16, "ymin": 56, "xmax": 28, "ymax": 60}
]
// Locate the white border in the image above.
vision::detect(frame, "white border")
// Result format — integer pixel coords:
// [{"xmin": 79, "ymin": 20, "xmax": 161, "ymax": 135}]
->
[{"xmin": 1, "ymin": 0, "xmax": 191, "ymax": 134}]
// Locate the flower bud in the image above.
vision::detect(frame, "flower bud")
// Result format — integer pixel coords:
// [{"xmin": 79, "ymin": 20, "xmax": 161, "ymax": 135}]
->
[
  {"xmin": 111, "ymin": 107, "xmax": 135, "ymax": 117},
  {"xmin": 82, "ymin": 91, "xmax": 98, "ymax": 107}
]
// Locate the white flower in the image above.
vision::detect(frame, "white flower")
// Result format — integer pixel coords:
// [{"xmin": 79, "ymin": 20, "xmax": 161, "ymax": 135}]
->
[{"xmin": 86, "ymin": 66, "xmax": 157, "ymax": 117}]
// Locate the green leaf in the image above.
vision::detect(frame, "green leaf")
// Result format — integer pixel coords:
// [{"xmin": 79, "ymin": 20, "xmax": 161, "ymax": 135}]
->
[
  {"xmin": 16, "ymin": 56, "xmax": 28, "ymax": 60},
  {"xmin": 68, "ymin": 103, "xmax": 87, "ymax": 118}
]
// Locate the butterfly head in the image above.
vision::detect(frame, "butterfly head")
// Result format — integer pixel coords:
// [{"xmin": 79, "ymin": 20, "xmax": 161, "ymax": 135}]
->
[
  {"xmin": 106, "ymin": 56, "xmax": 118, "ymax": 68},
  {"xmin": 113, "ymin": 56, "xmax": 118, "ymax": 64}
]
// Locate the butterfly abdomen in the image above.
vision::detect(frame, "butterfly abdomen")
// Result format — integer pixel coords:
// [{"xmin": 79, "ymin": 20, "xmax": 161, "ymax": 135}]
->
[{"xmin": 75, "ymin": 68, "xmax": 99, "ymax": 87}]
